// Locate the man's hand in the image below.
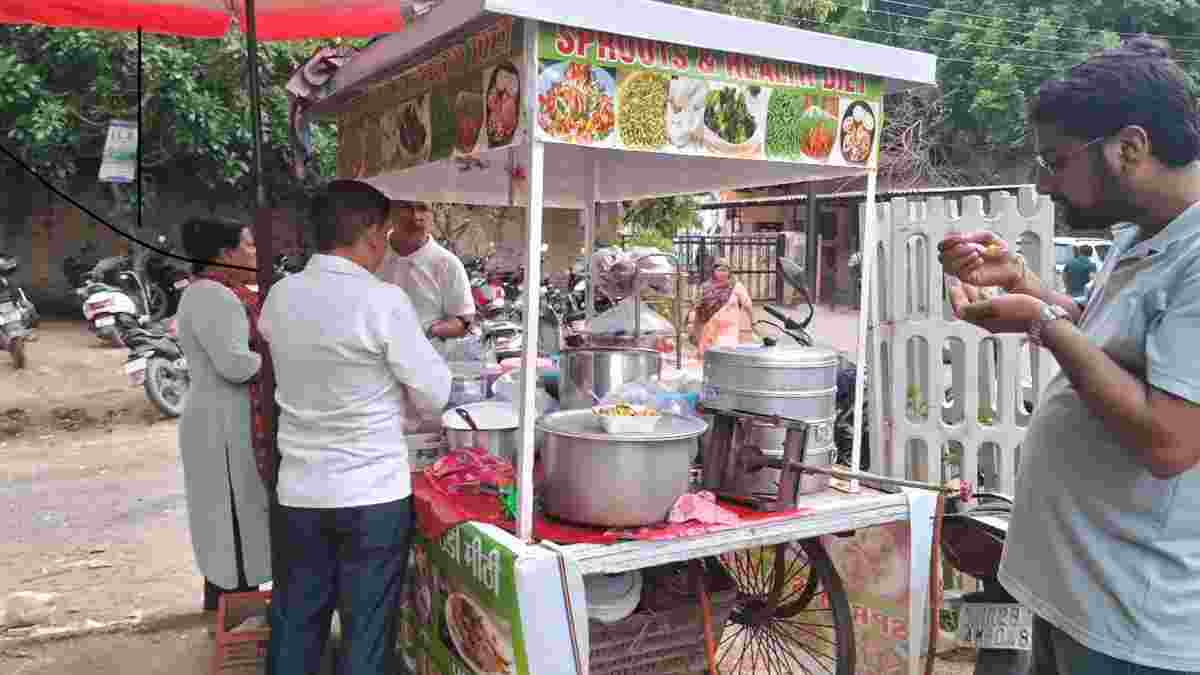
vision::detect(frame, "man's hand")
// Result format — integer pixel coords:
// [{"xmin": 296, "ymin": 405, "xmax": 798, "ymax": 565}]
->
[
  {"xmin": 946, "ymin": 276, "xmax": 1045, "ymax": 334},
  {"xmin": 938, "ymin": 231, "xmax": 1034, "ymax": 292},
  {"xmin": 427, "ymin": 317, "xmax": 469, "ymax": 340}
]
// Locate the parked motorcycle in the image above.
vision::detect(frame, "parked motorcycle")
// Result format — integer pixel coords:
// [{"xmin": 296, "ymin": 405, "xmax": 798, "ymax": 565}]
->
[
  {"xmin": 122, "ymin": 324, "xmax": 190, "ymax": 417},
  {"xmin": 762, "ymin": 258, "xmax": 870, "ymax": 469},
  {"xmin": 941, "ymin": 491, "xmax": 1032, "ymax": 675},
  {"xmin": 140, "ymin": 235, "xmax": 192, "ymax": 321},
  {"xmin": 77, "ymin": 261, "xmax": 151, "ymax": 347},
  {"xmin": 0, "ymin": 252, "xmax": 38, "ymax": 369}
]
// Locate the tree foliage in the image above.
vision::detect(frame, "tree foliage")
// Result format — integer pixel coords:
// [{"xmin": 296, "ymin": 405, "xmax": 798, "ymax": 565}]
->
[{"xmin": 0, "ymin": 25, "xmax": 352, "ymax": 215}]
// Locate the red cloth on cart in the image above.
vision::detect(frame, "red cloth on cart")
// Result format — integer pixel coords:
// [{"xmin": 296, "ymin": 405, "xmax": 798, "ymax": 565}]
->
[{"xmin": 412, "ymin": 473, "xmax": 814, "ymax": 544}]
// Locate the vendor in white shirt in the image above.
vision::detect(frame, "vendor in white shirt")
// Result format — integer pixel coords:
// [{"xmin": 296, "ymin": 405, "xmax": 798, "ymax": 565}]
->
[
  {"xmin": 261, "ymin": 180, "xmax": 450, "ymax": 675},
  {"xmin": 376, "ymin": 201, "xmax": 475, "ymax": 341}
]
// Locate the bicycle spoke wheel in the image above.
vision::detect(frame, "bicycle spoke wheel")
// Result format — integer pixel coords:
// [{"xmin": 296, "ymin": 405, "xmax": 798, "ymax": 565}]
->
[{"xmin": 715, "ymin": 539, "xmax": 855, "ymax": 675}]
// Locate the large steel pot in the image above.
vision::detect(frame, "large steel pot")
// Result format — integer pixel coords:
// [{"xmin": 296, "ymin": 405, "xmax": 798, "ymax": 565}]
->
[
  {"xmin": 702, "ymin": 344, "xmax": 838, "ymax": 421},
  {"xmin": 558, "ymin": 347, "xmax": 662, "ymax": 411},
  {"xmin": 537, "ymin": 409, "xmax": 709, "ymax": 527}
]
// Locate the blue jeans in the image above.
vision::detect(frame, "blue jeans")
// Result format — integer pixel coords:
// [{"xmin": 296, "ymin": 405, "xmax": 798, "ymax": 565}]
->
[
  {"xmin": 267, "ymin": 497, "xmax": 413, "ymax": 675},
  {"xmin": 1034, "ymin": 617, "xmax": 1199, "ymax": 675}
]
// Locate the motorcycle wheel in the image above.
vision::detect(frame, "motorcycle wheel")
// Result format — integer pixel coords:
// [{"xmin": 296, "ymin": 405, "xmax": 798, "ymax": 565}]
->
[
  {"xmin": 97, "ymin": 326, "xmax": 124, "ymax": 348},
  {"xmin": 9, "ymin": 337, "xmax": 26, "ymax": 370},
  {"xmin": 144, "ymin": 356, "xmax": 189, "ymax": 418}
]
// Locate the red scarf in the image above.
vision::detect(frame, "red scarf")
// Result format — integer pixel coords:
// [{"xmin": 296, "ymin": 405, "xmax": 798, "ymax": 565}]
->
[{"xmin": 197, "ymin": 270, "xmax": 277, "ymax": 489}]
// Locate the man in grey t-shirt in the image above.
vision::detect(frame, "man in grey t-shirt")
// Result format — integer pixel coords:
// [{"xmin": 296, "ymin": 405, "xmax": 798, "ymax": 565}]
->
[{"xmin": 940, "ymin": 38, "xmax": 1200, "ymax": 673}]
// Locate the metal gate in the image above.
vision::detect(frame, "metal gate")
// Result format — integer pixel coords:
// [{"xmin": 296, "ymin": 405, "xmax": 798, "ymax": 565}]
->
[{"xmin": 672, "ymin": 234, "xmax": 786, "ymax": 302}]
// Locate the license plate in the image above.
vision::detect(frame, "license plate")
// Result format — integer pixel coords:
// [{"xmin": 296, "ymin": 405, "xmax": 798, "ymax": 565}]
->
[
  {"xmin": 125, "ymin": 357, "xmax": 148, "ymax": 386},
  {"xmin": 173, "ymin": 279, "xmax": 190, "ymax": 290},
  {"xmin": 95, "ymin": 316, "xmax": 116, "ymax": 328},
  {"xmin": 957, "ymin": 603, "xmax": 1034, "ymax": 651}
]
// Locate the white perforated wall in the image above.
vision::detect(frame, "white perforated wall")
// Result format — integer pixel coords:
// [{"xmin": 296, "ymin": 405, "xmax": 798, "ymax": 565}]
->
[{"xmin": 863, "ymin": 188, "xmax": 1059, "ymax": 494}]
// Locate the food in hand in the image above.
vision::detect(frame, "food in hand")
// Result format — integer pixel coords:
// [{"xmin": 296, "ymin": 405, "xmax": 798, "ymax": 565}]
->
[{"xmin": 982, "ymin": 242, "xmax": 1006, "ymax": 258}]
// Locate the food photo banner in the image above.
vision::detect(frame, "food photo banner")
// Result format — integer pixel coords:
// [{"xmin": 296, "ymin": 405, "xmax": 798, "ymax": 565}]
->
[
  {"xmin": 398, "ymin": 525, "xmax": 531, "ymax": 675},
  {"xmin": 338, "ymin": 16, "xmax": 527, "ymax": 178},
  {"xmin": 535, "ymin": 24, "xmax": 884, "ymax": 166}
]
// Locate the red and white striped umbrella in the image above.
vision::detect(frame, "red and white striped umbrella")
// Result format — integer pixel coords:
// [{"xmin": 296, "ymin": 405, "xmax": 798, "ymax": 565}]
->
[{"xmin": 0, "ymin": 0, "xmax": 420, "ymax": 39}]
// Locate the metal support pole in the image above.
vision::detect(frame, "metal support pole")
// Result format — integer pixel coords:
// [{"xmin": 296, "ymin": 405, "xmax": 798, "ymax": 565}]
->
[
  {"xmin": 517, "ymin": 18, "xmax": 545, "ymax": 542},
  {"xmin": 850, "ymin": 168, "xmax": 879, "ymax": 493},
  {"xmin": 583, "ymin": 159, "xmax": 597, "ymax": 321},
  {"xmin": 245, "ymin": 0, "xmax": 267, "ymax": 211},
  {"xmin": 805, "ymin": 183, "xmax": 819, "ymax": 301}
]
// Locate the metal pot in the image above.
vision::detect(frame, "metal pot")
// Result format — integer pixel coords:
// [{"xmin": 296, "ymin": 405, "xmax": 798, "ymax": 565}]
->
[
  {"xmin": 558, "ymin": 347, "xmax": 662, "ymax": 411},
  {"xmin": 702, "ymin": 344, "xmax": 838, "ymax": 421},
  {"xmin": 441, "ymin": 402, "xmax": 520, "ymax": 464},
  {"xmin": 538, "ymin": 409, "xmax": 709, "ymax": 527}
]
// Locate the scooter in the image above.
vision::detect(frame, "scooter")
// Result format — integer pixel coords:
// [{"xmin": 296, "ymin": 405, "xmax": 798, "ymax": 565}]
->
[
  {"xmin": 941, "ymin": 492, "xmax": 1033, "ymax": 675},
  {"xmin": 761, "ymin": 258, "xmax": 871, "ymax": 469},
  {"xmin": 0, "ymin": 252, "xmax": 38, "ymax": 369},
  {"xmin": 77, "ymin": 266, "xmax": 151, "ymax": 347},
  {"xmin": 122, "ymin": 323, "xmax": 190, "ymax": 418}
]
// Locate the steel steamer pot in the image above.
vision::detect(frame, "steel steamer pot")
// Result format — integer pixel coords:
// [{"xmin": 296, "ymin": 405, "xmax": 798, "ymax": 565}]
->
[
  {"xmin": 702, "ymin": 344, "xmax": 840, "ymax": 495},
  {"xmin": 558, "ymin": 347, "xmax": 662, "ymax": 411}
]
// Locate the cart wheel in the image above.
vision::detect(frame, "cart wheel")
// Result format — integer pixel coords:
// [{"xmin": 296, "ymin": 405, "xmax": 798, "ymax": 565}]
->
[{"xmin": 713, "ymin": 539, "xmax": 855, "ymax": 675}]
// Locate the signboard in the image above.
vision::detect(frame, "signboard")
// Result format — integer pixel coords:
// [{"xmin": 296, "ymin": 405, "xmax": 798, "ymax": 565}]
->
[
  {"xmin": 535, "ymin": 24, "xmax": 883, "ymax": 168},
  {"xmin": 99, "ymin": 120, "xmax": 138, "ymax": 183},
  {"xmin": 398, "ymin": 524, "xmax": 531, "ymax": 675},
  {"xmin": 822, "ymin": 522, "xmax": 938, "ymax": 674},
  {"xmin": 339, "ymin": 17, "xmax": 528, "ymax": 179}
]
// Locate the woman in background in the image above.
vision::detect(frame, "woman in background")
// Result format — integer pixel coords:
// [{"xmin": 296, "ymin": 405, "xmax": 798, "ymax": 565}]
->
[
  {"xmin": 690, "ymin": 257, "xmax": 754, "ymax": 355},
  {"xmin": 176, "ymin": 218, "xmax": 272, "ymax": 611}
]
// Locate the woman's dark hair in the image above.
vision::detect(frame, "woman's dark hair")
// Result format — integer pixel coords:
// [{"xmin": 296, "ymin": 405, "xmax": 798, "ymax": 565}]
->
[
  {"xmin": 180, "ymin": 217, "xmax": 247, "ymax": 272},
  {"xmin": 310, "ymin": 180, "xmax": 390, "ymax": 252},
  {"xmin": 1030, "ymin": 36, "xmax": 1200, "ymax": 167}
]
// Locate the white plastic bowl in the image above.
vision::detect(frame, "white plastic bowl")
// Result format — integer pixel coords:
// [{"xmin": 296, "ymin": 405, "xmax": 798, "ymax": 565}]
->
[{"xmin": 592, "ymin": 405, "xmax": 662, "ymax": 434}]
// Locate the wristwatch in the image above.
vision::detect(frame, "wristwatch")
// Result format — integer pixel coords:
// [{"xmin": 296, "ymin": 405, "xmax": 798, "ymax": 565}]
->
[{"xmin": 1028, "ymin": 303, "xmax": 1071, "ymax": 348}]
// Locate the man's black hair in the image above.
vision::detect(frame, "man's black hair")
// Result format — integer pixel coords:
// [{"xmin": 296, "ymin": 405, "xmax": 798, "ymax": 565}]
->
[
  {"xmin": 1077, "ymin": 244, "xmax": 1095, "ymax": 257},
  {"xmin": 1031, "ymin": 36, "xmax": 1200, "ymax": 168},
  {"xmin": 310, "ymin": 180, "xmax": 390, "ymax": 253}
]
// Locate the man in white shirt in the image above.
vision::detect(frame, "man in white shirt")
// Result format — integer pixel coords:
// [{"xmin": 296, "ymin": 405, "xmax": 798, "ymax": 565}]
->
[
  {"xmin": 260, "ymin": 180, "xmax": 450, "ymax": 675},
  {"xmin": 375, "ymin": 201, "xmax": 475, "ymax": 341}
]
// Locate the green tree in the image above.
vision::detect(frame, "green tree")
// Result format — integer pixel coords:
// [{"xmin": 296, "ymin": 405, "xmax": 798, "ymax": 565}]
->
[
  {"xmin": 622, "ymin": 194, "xmax": 703, "ymax": 251},
  {"xmin": 0, "ymin": 25, "xmax": 354, "ymax": 218}
]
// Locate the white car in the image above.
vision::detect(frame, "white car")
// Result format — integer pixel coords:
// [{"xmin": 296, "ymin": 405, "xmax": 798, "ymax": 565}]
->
[{"xmin": 1053, "ymin": 236, "xmax": 1112, "ymax": 296}]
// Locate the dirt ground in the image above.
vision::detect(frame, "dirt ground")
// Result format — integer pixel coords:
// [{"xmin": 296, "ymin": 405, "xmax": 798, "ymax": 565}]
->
[
  {"xmin": 0, "ymin": 319, "xmax": 976, "ymax": 674},
  {"xmin": 1, "ymin": 321, "xmax": 200, "ymax": 633}
]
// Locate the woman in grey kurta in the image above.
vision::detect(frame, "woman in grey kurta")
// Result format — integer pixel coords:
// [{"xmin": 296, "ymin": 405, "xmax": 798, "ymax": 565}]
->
[{"xmin": 176, "ymin": 218, "xmax": 271, "ymax": 611}]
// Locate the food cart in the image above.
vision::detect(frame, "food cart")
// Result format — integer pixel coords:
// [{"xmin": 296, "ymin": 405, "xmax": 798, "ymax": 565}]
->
[{"xmin": 304, "ymin": 2, "xmax": 938, "ymax": 673}]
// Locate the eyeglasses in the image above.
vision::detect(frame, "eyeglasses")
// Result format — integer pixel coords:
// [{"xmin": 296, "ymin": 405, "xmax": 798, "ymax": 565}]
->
[{"xmin": 1035, "ymin": 136, "xmax": 1106, "ymax": 176}]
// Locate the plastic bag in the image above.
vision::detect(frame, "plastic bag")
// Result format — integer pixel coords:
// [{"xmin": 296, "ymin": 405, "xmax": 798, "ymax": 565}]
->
[
  {"xmin": 585, "ymin": 298, "xmax": 675, "ymax": 337},
  {"xmin": 492, "ymin": 372, "xmax": 559, "ymax": 416}
]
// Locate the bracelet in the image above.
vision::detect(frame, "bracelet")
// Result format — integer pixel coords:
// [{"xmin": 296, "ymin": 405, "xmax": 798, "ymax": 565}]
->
[{"xmin": 1028, "ymin": 303, "xmax": 1070, "ymax": 348}]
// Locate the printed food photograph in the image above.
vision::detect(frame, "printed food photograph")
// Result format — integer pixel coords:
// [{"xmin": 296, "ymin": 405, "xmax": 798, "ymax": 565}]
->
[
  {"xmin": 764, "ymin": 90, "xmax": 839, "ymax": 161},
  {"xmin": 383, "ymin": 95, "xmax": 431, "ymax": 164},
  {"xmin": 455, "ymin": 90, "xmax": 485, "ymax": 155},
  {"xmin": 485, "ymin": 61, "xmax": 521, "ymax": 148},
  {"xmin": 537, "ymin": 60, "xmax": 617, "ymax": 145},
  {"xmin": 703, "ymin": 83, "xmax": 767, "ymax": 156},
  {"xmin": 617, "ymin": 70, "xmax": 669, "ymax": 150},
  {"xmin": 442, "ymin": 592, "xmax": 515, "ymax": 675},
  {"xmin": 666, "ymin": 76, "xmax": 708, "ymax": 153},
  {"xmin": 840, "ymin": 100, "xmax": 877, "ymax": 164}
]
